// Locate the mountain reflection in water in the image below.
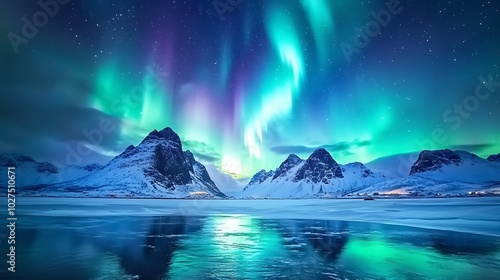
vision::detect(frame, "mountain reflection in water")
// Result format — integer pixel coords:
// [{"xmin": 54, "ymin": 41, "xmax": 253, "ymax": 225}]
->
[{"xmin": 3, "ymin": 215, "xmax": 500, "ymax": 280}]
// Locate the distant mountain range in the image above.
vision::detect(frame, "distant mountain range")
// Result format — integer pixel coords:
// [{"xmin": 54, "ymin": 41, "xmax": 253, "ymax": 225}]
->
[
  {"xmin": 0, "ymin": 153, "xmax": 102, "ymax": 187},
  {"xmin": 1, "ymin": 127, "xmax": 499, "ymax": 198},
  {"xmin": 242, "ymin": 149, "xmax": 500, "ymax": 198},
  {"xmin": 241, "ymin": 149, "xmax": 386, "ymax": 198}
]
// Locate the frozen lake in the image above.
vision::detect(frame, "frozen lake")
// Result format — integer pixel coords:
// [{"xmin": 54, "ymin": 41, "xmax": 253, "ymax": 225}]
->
[
  {"xmin": 15, "ymin": 197, "xmax": 500, "ymax": 236},
  {"xmin": 2, "ymin": 197, "xmax": 500, "ymax": 279}
]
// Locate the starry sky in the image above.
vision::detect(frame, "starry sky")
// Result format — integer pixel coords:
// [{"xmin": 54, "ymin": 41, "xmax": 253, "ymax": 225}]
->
[{"xmin": 0, "ymin": 0, "xmax": 499, "ymax": 177}]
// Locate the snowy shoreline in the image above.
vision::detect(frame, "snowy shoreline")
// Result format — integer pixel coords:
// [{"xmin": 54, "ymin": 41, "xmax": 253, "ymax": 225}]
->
[{"xmin": 9, "ymin": 193, "xmax": 500, "ymax": 199}]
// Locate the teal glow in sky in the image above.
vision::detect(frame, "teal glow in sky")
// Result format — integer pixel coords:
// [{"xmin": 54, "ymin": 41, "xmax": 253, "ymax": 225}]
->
[{"xmin": 1, "ymin": 0, "xmax": 499, "ymax": 177}]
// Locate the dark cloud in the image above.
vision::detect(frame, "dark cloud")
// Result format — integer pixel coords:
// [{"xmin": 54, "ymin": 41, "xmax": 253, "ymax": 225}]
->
[
  {"xmin": 343, "ymin": 151, "xmax": 356, "ymax": 156},
  {"xmin": 270, "ymin": 140, "xmax": 371, "ymax": 155},
  {"xmin": 0, "ymin": 52, "xmax": 123, "ymax": 163},
  {"xmin": 449, "ymin": 144, "xmax": 495, "ymax": 153},
  {"xmin": 183, "ymin": 140, "xmax": 222, "ymax": 164}
]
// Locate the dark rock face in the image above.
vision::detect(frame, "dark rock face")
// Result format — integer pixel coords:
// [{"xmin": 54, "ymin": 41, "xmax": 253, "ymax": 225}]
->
[
  {"xmin": 142, "ymin": 128, "xmax": 189, "ymax": 188},
  {"xmin": 293, "ymin": 148, "xmax": 343, "ymax": 183},
  {"xmin": 83, "ymin": 163, "xmax": 103, "ymax": 172},
  {"xmin": 183, "ymin": 151, "xmax": 197, "ymax": 172},
  {"xmin": 410, "ymin": 149, "xmax": 461, "ymax": 175},
  {"xmin": 487, "ymin": 153, "xmax": 500, "ymax": 162},
  {"xmin": 37, "ymin": 162, "xmax": 59, "ymax": 174},
  {"xmin": 146, "ymin": 141, "xmax": 193, "ymax": 188},
  {"xmin": 127, "ymin": 127, "xmax": 194, "ymax": 189},
  {"xmin": 0, "ymin": 154, "xmax": 32, "ymax": 167},
  {"xmin": 272, "ymin": 154, "xmax": 302, "ymax": 181},
  {"xmin": 13, "ymin": 155, "xmax": 35, "ymax": 163},
  {"xmin": 361, "ymin": 169, "xmax": 374, "ymax": 178},
  {"xmin": 247, "ymin": 170, "xmax": 274, "ymax": 186}
]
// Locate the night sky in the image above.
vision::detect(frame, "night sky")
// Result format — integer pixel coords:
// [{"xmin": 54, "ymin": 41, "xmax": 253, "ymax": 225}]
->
[{"xmin": 1, "ymin": 0, "xmax": 499, "ymax": 177}]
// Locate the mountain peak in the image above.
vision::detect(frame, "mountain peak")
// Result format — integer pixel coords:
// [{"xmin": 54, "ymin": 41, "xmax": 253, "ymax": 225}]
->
[
  {"xmin": 343, "ymin": 162, "xmax": 377, "ymax": 178},
  {"xmin": 142, "ymin": 127, "xmax": 182, "ymax": 146},
  {"xmin": 285, "ymin": 154, "xmax": 302, "ymax": 162},
  {"xmin": 345, "ymin": 162, "xmax": 365, "ymax": 168},
  {"xmin": 272, "ymin": 154, "xmax": 303, "ymax": 181},
  {"xmin": 311, "ymin": 148, "xmax": 329, "ymax": 157},
  {"xmin": 293, "ymin": 148, "xmax": 343, "ymax": 183},
  {"xmin": 410, "ymin": 149, "xmax": 461, "ymax": 175},
  {"xmin": 308, "ymin": 148, "xmax": 340, "ymax": 166}
]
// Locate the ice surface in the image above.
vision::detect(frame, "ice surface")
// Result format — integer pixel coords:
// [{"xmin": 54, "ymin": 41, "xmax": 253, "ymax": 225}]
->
[{"xmin": 17, "ymin": 197, "xmax": 500, "ymax": 237}]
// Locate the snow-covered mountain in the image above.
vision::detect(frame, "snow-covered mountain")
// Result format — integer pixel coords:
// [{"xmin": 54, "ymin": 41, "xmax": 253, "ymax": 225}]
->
[
  {"xmin": 241, "ymin": 148, "xmax": 500, "ymax": 198},
  {"xmin": 365, "ymin": 152, "xmax": 419, "ymax": 178},
  {"xmin": 359, "ymin": 149, "xmax": 500, "ymax": 195},
  {"xmin": 410, "ymin": 150, "xmax": 500, "ymax": 182},
  {"xmin": 0, "ymin": 153, "xmax": 101, "ymax": 187},
  {"xmin": 5, "ymin": 137, "xmax": 499, "ymax": 199},
  {"xmin": 32, "ymin": 127, "xmax": 226, "ymax": 198},
  {"xmin": 240, "ymin": 148, "xmax": 386, "ymax": 198}
]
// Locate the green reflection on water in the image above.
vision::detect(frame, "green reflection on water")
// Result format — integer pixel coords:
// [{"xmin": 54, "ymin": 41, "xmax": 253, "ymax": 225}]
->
[
  {"xmin": 168, "ymin": 216, "xmax": 288, "ymax": 279},
  {"xmin": 165, "ymin": 216, "xmax": 500, "ymax": 280},
  {"xmin": 339, "ymin": 236, "xmax": 498, "ymax": 279}
]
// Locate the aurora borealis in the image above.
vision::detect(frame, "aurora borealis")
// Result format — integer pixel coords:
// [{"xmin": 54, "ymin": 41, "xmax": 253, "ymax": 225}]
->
[{"xmin": 1, "ymin": 0, "xmax": 499, "ymax": 177}]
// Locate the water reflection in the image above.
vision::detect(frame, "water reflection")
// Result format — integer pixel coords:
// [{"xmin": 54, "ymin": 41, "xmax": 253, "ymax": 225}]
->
[{"xmin": 2, "ymin": 215, "xmax": 500, "ymax": 280}]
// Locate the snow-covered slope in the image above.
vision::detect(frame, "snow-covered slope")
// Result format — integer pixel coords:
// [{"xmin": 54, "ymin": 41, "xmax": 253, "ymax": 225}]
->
[
  {"xmin": 365, "ymin": 152, "xmax": 419, "ymax": 178},
  {"xmin": 0, "ymin": 153, "xmax": 101, "ymax": 187},
  {"xmin": 35, "ymin": 127, "xmax": 226, "ymax": 198},
  {"xmin": 240, "ymin": 149, "xmax": 386, "ymax": 198},
  {"xmin": 270, "ymin": 154, "xmax": 302, "ymax": 180},
  {"xmin": 246, "ymin": 169, "xmax": 275, "ymax": 187},
  {"xmin": 359, "ymin": 150, "xmax": 500, "ymax": 195},
  {"xmin": 205, "ymin": 164, "xmax": 249, "ymax": 195},
  {"xmin": 340, "ymin": 162, "xmax": 387, "ymax": 190}
]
